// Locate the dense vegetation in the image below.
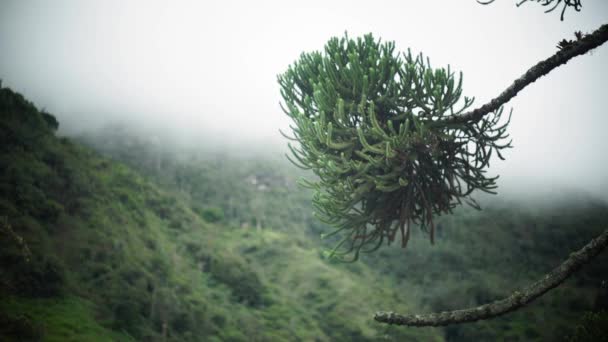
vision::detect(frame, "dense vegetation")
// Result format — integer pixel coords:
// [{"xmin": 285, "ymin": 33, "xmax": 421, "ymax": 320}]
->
[
  {"xmin": 0, "ymin": 84, "xmax": 606, "ymax": 340},
  {"xmin": 279, "ymin": 34, "xmax": 511, "ymax": 259}
]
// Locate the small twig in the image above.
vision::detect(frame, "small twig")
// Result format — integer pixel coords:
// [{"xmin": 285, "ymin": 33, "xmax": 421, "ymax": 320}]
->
[
  {"xmin": 374, "ymin": 228, "xmax": 608, "ymax": 326},
  {"xmin": 477, "ymin": 0, "xmax": 583, "ymax": 21},
  {"xmin": 446, "ymin": 23, "xmax": 608, "ymax": 125},
  {"xmin": 0, "ymin": 217, "xmax": 32, "ymax": 262}
]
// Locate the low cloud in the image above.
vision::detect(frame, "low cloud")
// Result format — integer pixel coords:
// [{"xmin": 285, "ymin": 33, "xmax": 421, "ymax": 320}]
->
[{"xmin": 1, "ymin": 0, "xmax": 607, "ymax": 200}]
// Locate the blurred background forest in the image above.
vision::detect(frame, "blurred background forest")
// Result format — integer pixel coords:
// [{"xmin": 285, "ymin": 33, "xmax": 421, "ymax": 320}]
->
[
  {"xmin": 1, "ymin": 1, "xmax": 608, "ymax": 341},
  {"xmin": 1, "ymin": 84, "xmax": 607, "ymax": 341}
]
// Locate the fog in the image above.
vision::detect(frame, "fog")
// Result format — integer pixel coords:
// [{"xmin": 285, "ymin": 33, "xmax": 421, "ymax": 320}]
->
[{"xmin": 1, "ymin": 0, "xmax": 607, "ymax": 200}]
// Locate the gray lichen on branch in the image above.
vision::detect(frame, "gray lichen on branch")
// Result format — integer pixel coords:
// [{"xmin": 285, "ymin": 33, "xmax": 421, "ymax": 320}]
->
[
  {"xmin": 447, "ymin": 23, "xmax": 608, "ymax": 125},
  {"xmin": 374, "ymin": 228, "xmax": 608, "ymax": 326},
  {"xmin": 373, "ymin": 21, "xmax": 608, "ymax": 327}
]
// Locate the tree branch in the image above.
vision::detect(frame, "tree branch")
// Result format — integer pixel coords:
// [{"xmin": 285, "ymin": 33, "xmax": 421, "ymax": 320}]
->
[
  {"xmin": 446, "ymin": 23, "xmax": 608, "ymax": 125},
  {"xmin": 374, "ymin": 22, "xmax": 608, "ymax": 328},
  {"xmin": 374, "ymin": 228, "xmax": 608, "ymax": 326}
]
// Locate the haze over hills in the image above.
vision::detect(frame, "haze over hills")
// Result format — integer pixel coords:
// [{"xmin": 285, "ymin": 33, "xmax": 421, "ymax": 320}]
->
[{"xmin": 1, "ymin": 1, "xmax": 608, "ymax": 202}]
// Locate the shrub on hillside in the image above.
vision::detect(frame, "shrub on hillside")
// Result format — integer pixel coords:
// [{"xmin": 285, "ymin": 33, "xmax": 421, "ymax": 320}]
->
[
  {"xmin": 207, "ymin": 255, "xmax": 268, "ymax": 307},
  {"xmin": 14, "ymin": 255, "xmax": 67, "ymax": 298},
  {"xmin": 199, "ymin": 206, "xmax": 224, "ymax": 223}
]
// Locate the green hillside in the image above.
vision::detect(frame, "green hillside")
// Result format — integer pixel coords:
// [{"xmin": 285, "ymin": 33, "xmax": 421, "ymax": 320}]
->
[
  {"xmin": 0, "ymin": 85, "xmax": 440, "ymax": 341},
  {"xmin": 1, "ymin": 84, "xmax": 607, "ymax": 341}
]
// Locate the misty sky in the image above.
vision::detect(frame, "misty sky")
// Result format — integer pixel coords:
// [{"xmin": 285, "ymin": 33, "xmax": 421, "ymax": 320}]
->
[{"xmin": 1, "ymin": 0, "xmax": 607, "ymax": 199}]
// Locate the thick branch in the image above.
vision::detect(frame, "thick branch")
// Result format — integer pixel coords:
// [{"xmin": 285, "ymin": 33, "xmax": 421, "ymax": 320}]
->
[
  {"xmin": 447, "ymin": 23, "xmax": 608, "ymax": 125},
  {"xmin": 374, "ymin": 228, "xmax": 608, "ymax": 326}
]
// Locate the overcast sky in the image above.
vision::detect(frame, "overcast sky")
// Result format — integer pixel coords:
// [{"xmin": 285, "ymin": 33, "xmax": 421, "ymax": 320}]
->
[{"xmin": 1, "ymin": 0, "xmax": 607, "ymax": 200}]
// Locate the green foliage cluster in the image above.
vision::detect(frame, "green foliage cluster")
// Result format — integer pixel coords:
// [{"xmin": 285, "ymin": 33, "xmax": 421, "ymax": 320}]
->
[
  {"xmin": 0, "ymin": 296, "xmax": 132, "ymax": 341},
  {"xmin": 279, "ymin": 34, "xmax": 511, "ymax": 260},
  {"xmin": 195, "ymin": 206, "xmax": 224, "ymax": 223}
]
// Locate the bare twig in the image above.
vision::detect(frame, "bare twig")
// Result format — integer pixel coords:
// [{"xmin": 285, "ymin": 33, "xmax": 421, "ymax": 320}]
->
[
  {"xmin": 477, "ymin": 0, "xmax": 583, "ymax": 21},
  {"xmin": 446, "ymin": 23, "xmax": 608, "ymax": 125},
  {"xmin": 374, "ymin": 228, "xmax": 608, "ymax": 326},
  {"xmin": 0, "ymin": 216, "xmax": 31, "ymax": 262}
]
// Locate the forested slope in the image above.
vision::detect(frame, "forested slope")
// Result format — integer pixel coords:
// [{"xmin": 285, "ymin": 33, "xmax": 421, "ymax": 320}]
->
[
  {"xmin": 1, "ymin": 84, "xmax": 606, "ymax": 341},
  {"xmin": 0, "ymin": 85, "xmax": 439, "ymax": 341}
]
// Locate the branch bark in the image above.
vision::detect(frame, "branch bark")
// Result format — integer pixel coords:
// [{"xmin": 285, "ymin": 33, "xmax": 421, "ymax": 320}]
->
[
  {"xmin": 446, "ymin": 23, "xmax": 608, "ymax": 125},
  {"xmin": 374, "ymin": 228, "xmax": 608, "ymax": 326}
]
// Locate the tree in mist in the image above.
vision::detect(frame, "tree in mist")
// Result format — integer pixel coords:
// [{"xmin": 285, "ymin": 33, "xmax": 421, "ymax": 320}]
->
[{"xmin": 279, "ymin": 2, "xmax": 608, "ymax": 327}]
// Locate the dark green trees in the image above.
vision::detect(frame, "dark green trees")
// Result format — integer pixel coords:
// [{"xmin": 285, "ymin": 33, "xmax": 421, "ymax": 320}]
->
[{"xmin": 279, "ymin": 34, "xmax": 511, "ymax": 260}]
